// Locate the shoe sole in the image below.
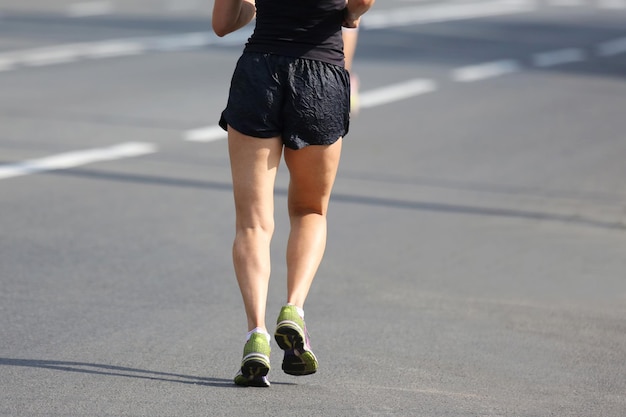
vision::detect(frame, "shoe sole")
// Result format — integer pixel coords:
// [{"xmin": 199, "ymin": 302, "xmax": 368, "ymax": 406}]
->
[
  {"xmin": 234, "ymin": 354, "xmax": 271, "ymax": 387},
  {"xmin": 274, "ymin": 321, "xmax": 318, "ymax": 376}
]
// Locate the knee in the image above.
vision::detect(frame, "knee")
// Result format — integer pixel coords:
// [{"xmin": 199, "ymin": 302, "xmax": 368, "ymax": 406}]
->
[
  {"xmin": 288, "ymin": 202, "xmax": 327, "ymax": 219},
  {"xmin": 234, "ymin": 205, "xmax": 275, "ymax": 237},
  {"xmin": 235, "ymin": 221, "xmax": 275, "ymax": 238}
]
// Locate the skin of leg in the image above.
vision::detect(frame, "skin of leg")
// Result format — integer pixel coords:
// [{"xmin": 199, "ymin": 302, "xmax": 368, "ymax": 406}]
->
[
  {"xmin": 228, "ymin": 127, "xmax": 283, "ymax": 332},
  {"xmin": 283, "ymin": 139, "xmax": 343, "ymax": 309},
  {"xmin": 342, "ymin": 27, "xmax": 359, "ymax": 73}
]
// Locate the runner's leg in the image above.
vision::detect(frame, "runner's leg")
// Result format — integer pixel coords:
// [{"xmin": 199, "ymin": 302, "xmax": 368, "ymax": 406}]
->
[
  {"xmin": 283, "ymin": 139, "xmax": 343, "ymax": 308},
  {"xmin": 228, "ymin": 127, "xmax": 283, "ymax": 332}
]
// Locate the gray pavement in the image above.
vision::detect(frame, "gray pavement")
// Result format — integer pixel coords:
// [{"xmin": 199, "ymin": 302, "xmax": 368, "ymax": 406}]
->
[{"xmin": 1, "ymin": 1, "xmax": 626, "ymax": 416}]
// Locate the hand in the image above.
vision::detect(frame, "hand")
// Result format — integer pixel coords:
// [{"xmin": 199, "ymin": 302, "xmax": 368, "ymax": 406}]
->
[{"xmin": 342, "ymin": 8, "xmax": 360, "ymax": 28}]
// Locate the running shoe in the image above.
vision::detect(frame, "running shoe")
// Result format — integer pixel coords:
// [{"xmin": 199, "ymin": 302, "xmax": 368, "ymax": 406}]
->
[
  {"xmin": 233, "ymin": 332, "xmax": 271, "ymax": 387},
  {"xmin": 274, "ymin": 305, "xmax": 318, "ymax": 376}
]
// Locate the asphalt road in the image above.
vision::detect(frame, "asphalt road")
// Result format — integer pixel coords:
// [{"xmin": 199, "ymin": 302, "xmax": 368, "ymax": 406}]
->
[{"xmin": 1, "ymin": 1, "xmax": 626, "ymax": 416}]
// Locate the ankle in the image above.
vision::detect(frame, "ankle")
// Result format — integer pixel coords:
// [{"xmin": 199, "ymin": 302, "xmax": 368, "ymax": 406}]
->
[{"xmin": 247, "ymin": 327, "xmax": 271, "ymax": 343}]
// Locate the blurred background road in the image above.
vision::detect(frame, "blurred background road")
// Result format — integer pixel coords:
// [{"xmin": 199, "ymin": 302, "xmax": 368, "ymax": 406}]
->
[{"xmin": 1, "ymin": 1, "xmax": 625, "ymax": 416}]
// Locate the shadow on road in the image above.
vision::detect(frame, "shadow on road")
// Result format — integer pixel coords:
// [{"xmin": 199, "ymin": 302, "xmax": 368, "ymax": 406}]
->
[
  {"xmin": 54, "ymin": 168, "xmax": 626, "ymax": 231},
  {"xmin": 0, "ymin": 357, "xmax": 236, "ymax": 388}
]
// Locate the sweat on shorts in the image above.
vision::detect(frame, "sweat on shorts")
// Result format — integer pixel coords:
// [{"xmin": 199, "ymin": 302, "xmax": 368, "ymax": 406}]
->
[{"xmin": 219, "ymin": 52, "xmax": 350, "ymax": 150}]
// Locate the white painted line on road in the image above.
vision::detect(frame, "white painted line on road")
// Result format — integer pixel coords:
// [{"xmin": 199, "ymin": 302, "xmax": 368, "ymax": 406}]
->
[
  {"xmin": 184, "ymin": 125, "xmax": 227, "ymax": 142},
  {"xmin": 0, "ymin": 142, "xmax": 157, "ymax": 181},
  {"xmin": 0, "ymin": 56, "xmax": 17, "ymax": 72},
  {"xmin": 597, "ymin": 37, "xmax": 626, "ymax": 57},
  {"xmin": 67, "ymin": 1, "xmax": 114, "ymax": 17},
  {"xmin": 143, "ymin": 32, "xmax": 214, "ymax": 51},
  {"xmin": 598, "ymin": 0, "xmax": 626, "ymax": 8},
  {"xmin": 363, "ymin": 0, "xmax": 534, "ymax": 29},
  {"xmin": 82, "ymin": 41, "xmax": 147, "ymax": 58},
  {"xmin": 0, "ymin": 41, "xmax": 145, "ymax": 68},
  {"xmin": 532, "ymin": 48, "xmax": 586, "ymax": 67},
  {"xmin": 0, "ymin": 29, "xmax": 252, "ymax": 73},
  {"xmin": 359, "ymin": 78, "xmax": 437, "ymax": 108},
  {"xmin": 452, "ymin": 60, "xmax": 520, "ymax": 82},
  {"xmin": 548, "ymin": 0, "xmax": 584, "ymax": 6},
  {"xmin": 19, "ymin": 47, "xmax": 82, "ymax": 67}
]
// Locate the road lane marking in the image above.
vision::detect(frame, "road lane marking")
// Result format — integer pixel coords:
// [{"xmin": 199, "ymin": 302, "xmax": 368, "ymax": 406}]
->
[
  {"xmin": 363, "ymin": 0, "xmax": 534, "ymax": 29},
  {"xmin": 452, "ymin": 60, "xmax": 521, "ymax": 82},
  {"xmin": 598, "ymin": 0, "xmax": 626, "ymax": 8},
  {"xmin": 143, "ymin": 32, "xmax": 216, "ymax": 51},
  {"xmin": 532, "ymin": 48, "xmax": 586, "ymax": 67},
  {"xmin": 19, "ymin": 47, "xmax": 82, "ymax": 67},
  {"xmin": 0, "ymin": 30, "xmax": 250, "ymax": 72},
  {"xmin": 359, "ymin": 78, "xmax": 438, "ymax": 108},
  {"xmin": 597, "ymin": 37, "xmax": 626, "ymax": 56},
  {"xmin": 184, "ymin": 125, "xmax": 227, "ymax": 142},
  {"xmin": 81, "ymin": 41, "xmax": 147, "ymax": 58},
  {"xmin": 548, "ymin": 0, "xmax": 585, "ymax": 6},
  {"xmin": 0, "ymin": 41, "xmax": 147, "ymax": 69},
  {"xmin": 0, "ymin": 142, "xmax": 157, "ymax": 181},
  {"xmin": 67, "ymin": 1, "xmax": 114, "ymax": 17},
  {"xmin": 0, "ymin": 56, "xmax": 17, "ymax": 72}
]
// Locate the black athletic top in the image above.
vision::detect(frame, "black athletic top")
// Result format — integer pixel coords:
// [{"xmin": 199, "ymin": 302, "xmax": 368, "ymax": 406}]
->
[{"xmin": 243, "ymin": 0, "xmax": 346, "ymax": 67}]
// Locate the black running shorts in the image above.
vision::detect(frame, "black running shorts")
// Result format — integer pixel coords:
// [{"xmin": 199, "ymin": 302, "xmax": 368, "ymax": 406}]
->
[{"xmin": 219, "ymin": 52, "xmax": 350, "ymax": 150}]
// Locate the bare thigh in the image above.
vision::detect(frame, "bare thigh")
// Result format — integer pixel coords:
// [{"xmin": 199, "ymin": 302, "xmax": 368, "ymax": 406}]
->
[
  {"xmin": 284, "ymin": 139, "xmax": 343, "ymax": 216},
  {"xmin": 228, "ymin": 127, "xmax": 283, "ymax": 228}
]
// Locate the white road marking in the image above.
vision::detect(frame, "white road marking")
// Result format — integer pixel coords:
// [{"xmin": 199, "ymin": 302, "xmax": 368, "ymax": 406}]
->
[
  {"xmin": 67, "ymin": 1, "xmax": 114, "ymax": 17},
  {"xmin": 184, "ymin": 126, "xmax": 227, "ymax": 142},
  {"xmin": 598, "ymin": 0, "xmax": 626, "ymax": 8},
  {"xmin": 19, "ymin": 47, "xmax": 82, "ymax": 67},
  {"xmin": 359, "ymin": 78, "xmax": 438, "ymax": 108},
  {"xmin": 0, "ymin": 56, "xmax": 17, "ymax": 72},
  {"xmin": 532, "ymin": 48, "xmax": 586, "ymax": 67},
  {"xmin": 0, "ymin": 41, "xmax": 146, "ymax": 69},
  {"xmin": 142, "ymin": 32, "xmax": 214, "ymax": 51},
  {"xmin": 597, "ymin": 37, "xmax": 626, "ymax": 57},
  {"xmin": 82, "ymin": 40, "xmax": 146, "ymax": 58},
  {"xmin": 363, "ymin": 0, "xmax": 534, "ymax": 29},
  {"xmin": 452, "ymin": 60, "xmax": 520, "ymax": 82},
  {"xmin": 0, "ymin": 142, "xmax": 157, "ymax": 181},
  {"xmin": 548, "ymin": 0, "xmax": 585, "ymax": 6},
  {"xmin": 0, "ymin": 29, "xmax": 252, "ymax": 72}
]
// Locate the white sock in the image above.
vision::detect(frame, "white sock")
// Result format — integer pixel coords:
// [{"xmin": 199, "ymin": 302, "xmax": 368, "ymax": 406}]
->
[{"xmin": 246, "ymin": 327, "xmax": 270, "ymax": 343}]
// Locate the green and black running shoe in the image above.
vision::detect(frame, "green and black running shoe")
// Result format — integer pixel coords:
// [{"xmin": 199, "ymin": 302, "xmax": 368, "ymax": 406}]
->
[
  {"xmin": 274, "ymin": 305, "xmax": 318, "ymax": 376},
  {"xmin": 234, "ymin": 332, "xmax": 271, "ymax": 387}
]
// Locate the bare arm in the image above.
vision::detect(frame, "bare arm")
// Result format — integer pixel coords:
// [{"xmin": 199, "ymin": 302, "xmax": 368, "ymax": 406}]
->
[
  {"xmin": 212, "ymin": 0, "xmax": 256, "ymax": 37},
  {"xmin": 343, "ymin": 0, "xmax": 375, "ymax": 28}
]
